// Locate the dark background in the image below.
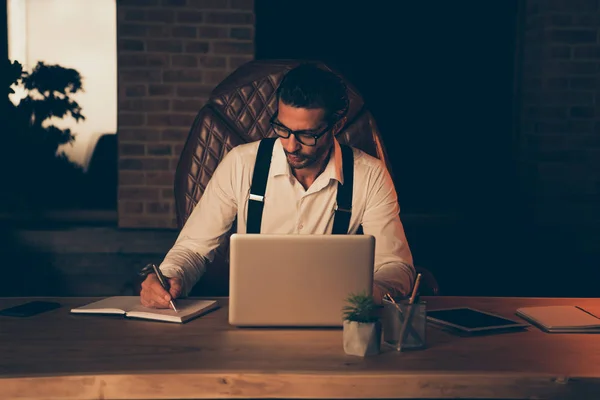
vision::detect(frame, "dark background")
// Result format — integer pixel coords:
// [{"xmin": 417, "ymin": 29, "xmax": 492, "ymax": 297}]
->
[
  {"xmin": 255, "ymin": 1, "xmax": 539, "ymax": 297},
  {"xmin": 0, "ymin": 0, "xmax": 5, "ymax": 63},
  {"xmin": 256, "ymin": 1, "xmax": 519, "ymax": 217}
]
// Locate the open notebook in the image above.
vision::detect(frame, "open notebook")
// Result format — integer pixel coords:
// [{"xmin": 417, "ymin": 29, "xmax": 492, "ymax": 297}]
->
[
  {"xmin": 516, "ymin": 305, "xmax": 600, "ymax": 333},
  {"xmin": 70, "ymin": 296, "xmax": 219, "ymax": 323}
]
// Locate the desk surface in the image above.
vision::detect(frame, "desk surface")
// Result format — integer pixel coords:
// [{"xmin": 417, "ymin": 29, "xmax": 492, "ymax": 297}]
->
[{"xmin": 1, "ymin": 296, "xmax": 599, "ymax": 400}]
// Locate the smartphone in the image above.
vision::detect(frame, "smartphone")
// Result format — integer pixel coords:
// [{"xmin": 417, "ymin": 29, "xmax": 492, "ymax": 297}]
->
[{"xmin": 0, "ymin": 301, "xmax": 61, "ymax": 317}]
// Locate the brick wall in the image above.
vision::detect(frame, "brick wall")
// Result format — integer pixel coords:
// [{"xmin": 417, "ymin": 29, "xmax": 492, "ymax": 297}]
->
[
  {"xmin": 520, "ymin": 0, "xmax": 600, "ymax": 228},
  {"xmin": 117, "ymin": 0, "xmax": 254, "ymax": 229},
  {"xmin": 116, "ymin": 0, "xmax": 600, "ymax": 231}
]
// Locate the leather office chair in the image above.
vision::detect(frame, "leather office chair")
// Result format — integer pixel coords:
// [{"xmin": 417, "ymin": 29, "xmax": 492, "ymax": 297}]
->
[{"xmin": 174, "ymin": 59, "xmax": 439, "ymax": 297}]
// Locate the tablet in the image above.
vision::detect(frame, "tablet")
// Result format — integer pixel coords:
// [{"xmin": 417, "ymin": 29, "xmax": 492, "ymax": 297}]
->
[{"xmin": 427, "ymin": 307, "xmax": 529, "ymax": 333}]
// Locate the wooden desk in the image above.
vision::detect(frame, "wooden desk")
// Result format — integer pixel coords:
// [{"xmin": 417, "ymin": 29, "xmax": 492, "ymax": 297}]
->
[{"xmin": 1, "ymin": 296, "xmax": 599, "ymax": 400}]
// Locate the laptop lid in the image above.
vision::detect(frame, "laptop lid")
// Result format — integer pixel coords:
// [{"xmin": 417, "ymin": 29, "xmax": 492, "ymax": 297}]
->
[{"xmin": 228, "ymin": 234, "xmax": 375, "ymax": 327}]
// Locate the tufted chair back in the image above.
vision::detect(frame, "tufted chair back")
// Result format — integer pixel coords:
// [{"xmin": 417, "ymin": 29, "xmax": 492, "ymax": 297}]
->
[{"xmin": 173, "ymin": 59, "xmax": 438, "ymax": 296}]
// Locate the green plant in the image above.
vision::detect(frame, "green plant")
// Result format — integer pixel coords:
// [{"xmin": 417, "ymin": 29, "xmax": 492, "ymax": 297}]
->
[
  {"xmin": 7, "ymin": 59, "xmax": 84, "ymax": 155},
  {"xmin": 4, "ymin": 59, "xmax": 86, "ymax": 210},
  {"xmin": 342, "ymin": 291, "xmax": 379, "ymax": 323}
]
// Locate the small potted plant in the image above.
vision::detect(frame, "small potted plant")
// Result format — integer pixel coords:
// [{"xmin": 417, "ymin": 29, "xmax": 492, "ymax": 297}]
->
[{"xmin": 342, "ymin": 292, "xmax": 381, "ymax": 357}]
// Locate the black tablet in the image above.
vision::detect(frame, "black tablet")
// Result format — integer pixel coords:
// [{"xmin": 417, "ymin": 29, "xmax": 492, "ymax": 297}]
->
[{"xmin": 427, "ymin": 307, "xmax": 528, "ymax": 333}]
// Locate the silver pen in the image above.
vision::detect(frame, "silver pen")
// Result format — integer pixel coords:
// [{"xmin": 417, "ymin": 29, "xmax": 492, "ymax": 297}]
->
[{"xmin": 151, "ymin": 264, "xmax": 178, "ymax": 312}]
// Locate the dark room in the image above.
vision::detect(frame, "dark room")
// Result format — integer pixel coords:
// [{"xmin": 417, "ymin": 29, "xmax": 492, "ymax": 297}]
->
[{"xmin": 2, "ymin": 0, "xmax": 600, "ymax": 398}]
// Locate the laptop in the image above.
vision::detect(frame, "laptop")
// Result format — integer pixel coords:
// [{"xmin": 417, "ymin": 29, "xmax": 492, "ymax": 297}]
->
[{"xmin": 228, "ymin": 233, "xmax": 375, "ymax": 327}]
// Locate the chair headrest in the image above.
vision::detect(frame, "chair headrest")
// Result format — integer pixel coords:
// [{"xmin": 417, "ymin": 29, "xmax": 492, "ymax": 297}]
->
[{"xmin": 208, "ymin": 59, "xmax": 367, "ymax": 142}]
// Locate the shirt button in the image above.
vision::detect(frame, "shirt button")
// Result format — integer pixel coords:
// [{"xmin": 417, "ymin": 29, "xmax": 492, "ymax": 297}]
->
[{"xmin": 298, "ymin": 224, "xmax": 304, "ymax": 230}]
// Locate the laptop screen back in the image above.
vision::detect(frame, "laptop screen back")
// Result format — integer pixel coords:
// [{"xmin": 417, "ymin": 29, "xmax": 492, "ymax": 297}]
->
[{"xmin": 228, "ymin": 234, "xmax": 375, "ymax": 327}]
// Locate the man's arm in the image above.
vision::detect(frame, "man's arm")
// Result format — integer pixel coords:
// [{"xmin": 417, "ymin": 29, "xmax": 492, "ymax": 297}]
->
[
  {"xmin": 158, "ymin": 149, "xmax": 241, "ymax": 296},
  {"xmin": 361, "ymin": 162, "xmax": 415, "ymax": 301}
]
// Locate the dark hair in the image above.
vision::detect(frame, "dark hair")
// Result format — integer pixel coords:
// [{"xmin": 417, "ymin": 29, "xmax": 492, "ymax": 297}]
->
[{"xmin": 276, "ymin": 64, "xmax": 349, "ymax": 123}]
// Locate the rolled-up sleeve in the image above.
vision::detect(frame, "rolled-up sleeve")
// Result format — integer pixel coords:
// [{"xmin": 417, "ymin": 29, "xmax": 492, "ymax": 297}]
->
[
  {"xmin": 361, "ymin": 162, "xmax": 415, "ymax": 298},
  {"xmin": 159, "ymin": 149, "xmax": 240, "ymax": 296}
]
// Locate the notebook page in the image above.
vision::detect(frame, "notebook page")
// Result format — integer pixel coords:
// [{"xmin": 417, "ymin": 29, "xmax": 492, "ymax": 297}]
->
[
  {"xmin": 126, "ymin": 299, "xmax": 218, "ymax": 323},
  {"xmin": 70, "ymin": 296, "xmax": 140, "ymax": 314}
]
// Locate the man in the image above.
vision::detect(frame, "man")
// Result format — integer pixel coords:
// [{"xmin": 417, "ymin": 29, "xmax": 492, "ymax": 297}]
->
[{"xmin": 140, "ymin": 64, "xmax": 415, "ymax": 308}]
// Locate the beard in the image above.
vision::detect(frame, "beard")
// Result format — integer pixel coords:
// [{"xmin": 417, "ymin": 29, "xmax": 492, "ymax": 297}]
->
[
  {"xmin": 284, "ymin": 151, "xmax": 318, "ymax": 169},
  {"xmin": 284, "ymin": 136, "xmax": 334, "ymax": 170}
]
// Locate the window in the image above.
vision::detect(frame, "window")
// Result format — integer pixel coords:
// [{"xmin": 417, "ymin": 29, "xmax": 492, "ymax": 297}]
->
[{"xmin": 6, "ymin": 0, "xmax": 117, "ymax": 219}]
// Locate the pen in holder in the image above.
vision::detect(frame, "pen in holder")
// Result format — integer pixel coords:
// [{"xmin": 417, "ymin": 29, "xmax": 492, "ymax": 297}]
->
[{"xmin": 382, "ymin": 273, "xmax": 426, "ymax": 351}]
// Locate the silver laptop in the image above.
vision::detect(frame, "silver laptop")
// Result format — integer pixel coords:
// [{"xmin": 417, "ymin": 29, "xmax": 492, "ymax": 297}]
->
[{"xmin": 228, "ymin": 233, "xmax": 375, "ymax": 327}]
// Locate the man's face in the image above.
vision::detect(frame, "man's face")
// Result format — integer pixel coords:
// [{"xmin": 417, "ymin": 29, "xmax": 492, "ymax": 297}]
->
[{"xmin": 275, "ymin": 100, "xmax": 333, "ymax": 170}]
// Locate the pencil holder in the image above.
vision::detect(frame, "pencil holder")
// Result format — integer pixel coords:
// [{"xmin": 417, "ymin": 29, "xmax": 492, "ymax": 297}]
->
[{"xmin": 381, "ymin": 298, "xmax": 427, "ymax": 351}]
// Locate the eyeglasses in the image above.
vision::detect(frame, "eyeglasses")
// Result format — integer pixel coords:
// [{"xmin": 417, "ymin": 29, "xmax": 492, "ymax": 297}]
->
[{"xmin": 269, "ymin": 111, "xmax": 331, "ymax": 147}]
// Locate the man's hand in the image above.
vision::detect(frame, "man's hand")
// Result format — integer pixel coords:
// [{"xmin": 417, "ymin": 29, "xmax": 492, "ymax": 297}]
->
[{"xmin": 140, "ymin": 273, "xmax": 182, "ymax": 308}]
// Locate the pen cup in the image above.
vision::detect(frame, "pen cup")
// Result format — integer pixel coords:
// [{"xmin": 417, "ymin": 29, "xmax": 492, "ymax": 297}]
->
[{"xmin": 381, "ymin": 298, "xmax": 427, "ymax": 351}]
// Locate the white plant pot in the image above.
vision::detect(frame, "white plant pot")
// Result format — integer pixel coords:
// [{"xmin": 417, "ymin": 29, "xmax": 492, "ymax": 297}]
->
[{"xmin": 343, "ymin": 320, "xmax": 381, "ymax": 357}]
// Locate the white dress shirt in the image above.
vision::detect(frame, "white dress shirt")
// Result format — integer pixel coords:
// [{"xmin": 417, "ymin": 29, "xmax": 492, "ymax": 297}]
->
[{"xmin": 159, "ymin": 137, "xmax": 415, "ymax": 297}]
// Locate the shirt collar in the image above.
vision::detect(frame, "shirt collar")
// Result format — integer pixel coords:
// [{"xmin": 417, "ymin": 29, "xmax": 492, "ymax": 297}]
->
[{"xmin": 270, "ymin": 137, "xmax": 344, "ymax": 184}]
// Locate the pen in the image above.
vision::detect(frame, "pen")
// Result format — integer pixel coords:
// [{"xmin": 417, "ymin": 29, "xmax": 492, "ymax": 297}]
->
[
  {"xmin": 151, "ymin": 264, "xmax": 178, "ymax": 312},
  {"xmin": 397, "ymin": 273, "xmax": 422, "ymax": 349},
  {"xmin": 408, "ymin": 273, "xmax": 422, "ymax": 305}
]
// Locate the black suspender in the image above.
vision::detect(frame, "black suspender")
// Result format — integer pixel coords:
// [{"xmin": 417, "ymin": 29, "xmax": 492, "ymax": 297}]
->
[
  {"xmin": 331, "ymin": 144, "xmax": 354, "ymax": 235},
  {"xmin": 246, "ymin": 137, "xmax": 277, "ymax": 234},
  {"xmin": 246, "ymin": 138, "xmax": 354, "ymax": 234}
]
